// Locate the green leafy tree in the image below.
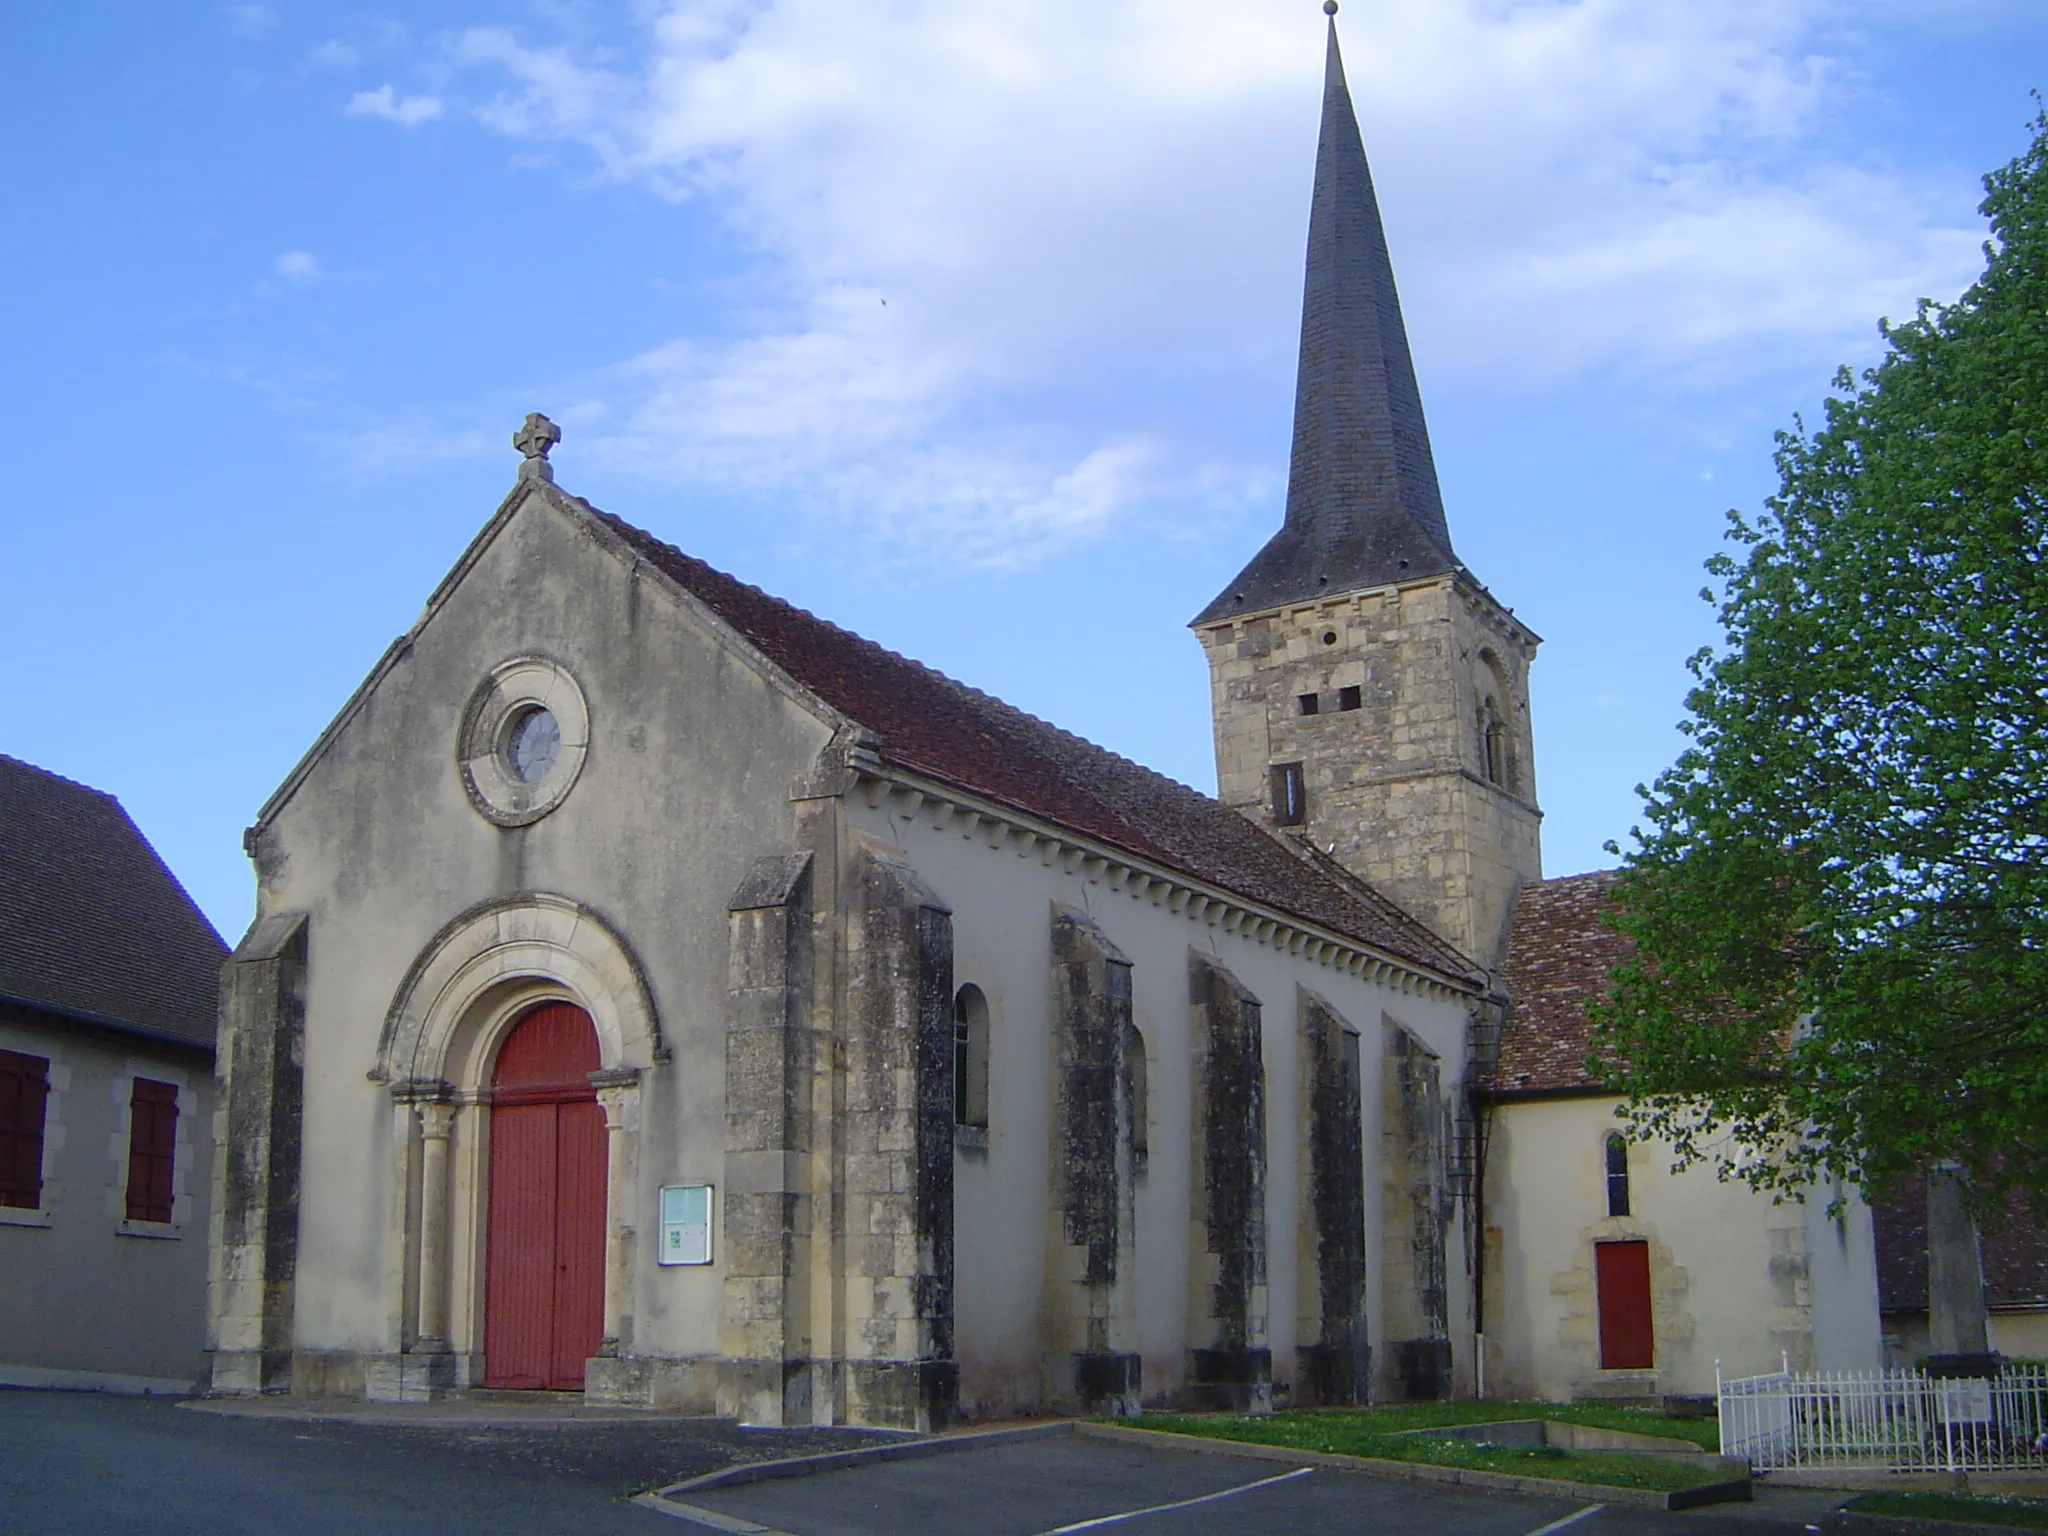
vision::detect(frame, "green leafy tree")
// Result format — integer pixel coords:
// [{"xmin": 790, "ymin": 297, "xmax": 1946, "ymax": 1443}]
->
[{"xmin": 1592, "ymin": 110, "xmax": 2048, "ymax": 1212}]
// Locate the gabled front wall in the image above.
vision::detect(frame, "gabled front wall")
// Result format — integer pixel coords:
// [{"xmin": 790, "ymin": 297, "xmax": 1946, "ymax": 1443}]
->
[
  {"xmin": 843, "ymin": 788, "xmax": 1476, "ymax": 1416},
  {"xmin": 235, "ymin": 489, "xmax": 838, "ymax": 1399},
  {"xmin": 1482, "ymin": 1095, "xmax": 1882, "ymax": 1402}
]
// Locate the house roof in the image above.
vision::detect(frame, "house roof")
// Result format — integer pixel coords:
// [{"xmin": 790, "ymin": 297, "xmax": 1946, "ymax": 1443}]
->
[
  {"xmin": 1873, "ymin": 1175, "xmax": 2048, "ymax": 1314},
  {"xmin": 582, "ymin": 499, "xmax": 1483, "ymax": 985},
  {"xmin": 1193, "ymin": 16, "xmax": 1458, "ymax": 627},
  {"xmin": 1490, "ymin": 869, "xmax": 1628, "ymax": 1094},
  {"xmin": 0, "ymin": 754, "xmax": 226, "ymax": 1049}
]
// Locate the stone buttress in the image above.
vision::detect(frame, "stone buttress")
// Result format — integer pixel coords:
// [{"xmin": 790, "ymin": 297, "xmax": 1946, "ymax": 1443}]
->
[
  {"xmin": 718, "ymin": 852, "xmax": 818, "ymax": 1425},
  {"xmin": 1185, "ymin": 952, "xmax": 1271, "ymax": 1411},
  {"xmin": 1044, "ymin": 907, "xmax": 1141, "ymax": 1415},
  {"xmin": 207, "ymin": 912, "xmax": 308, "ymax": 1395},
  {"xmin": 1296, "ymin": 989, "xmax": 1369, "ymax": 1405}
]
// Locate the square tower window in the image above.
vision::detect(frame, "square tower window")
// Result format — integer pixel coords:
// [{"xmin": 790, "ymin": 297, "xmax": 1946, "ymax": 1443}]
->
[
  {"xmin": 1269, "ymin": 761, "xmax": 1307, "ymax": 826},
  {"xmin": 1297, "ymin": 693, "xmax": 1320, "ymax": 717},
  {"xmin": 1337, "ymin": 685, "xmax": 1362, "ymax": 712}
]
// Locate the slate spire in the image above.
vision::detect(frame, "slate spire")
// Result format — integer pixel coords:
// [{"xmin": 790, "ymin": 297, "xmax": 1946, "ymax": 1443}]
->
[{"xmin": 1194, "ymin": 11, "xmax": 1457, "ymax": 625}]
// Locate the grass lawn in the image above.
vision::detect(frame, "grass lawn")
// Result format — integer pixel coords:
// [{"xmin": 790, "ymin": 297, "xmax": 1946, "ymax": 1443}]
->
[
  {"xmin": 1130, "ymin": 1405, "xmax": 1729, "ymax": 1493},
  {"xmin": 1849, "ymin": 1491, "xmax": 2048, "ymax": 1530}
]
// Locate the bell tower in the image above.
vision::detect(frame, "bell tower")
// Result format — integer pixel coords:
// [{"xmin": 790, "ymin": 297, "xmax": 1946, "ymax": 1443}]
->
[{"xmin": 1194, "ymin": 9, "xmax": 1541, "ymax": 970}]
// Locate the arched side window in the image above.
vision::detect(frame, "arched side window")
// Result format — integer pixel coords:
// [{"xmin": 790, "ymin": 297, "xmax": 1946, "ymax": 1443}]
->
[
  {"xmin": 1125, "ymin": 1022, "xmax": 1148, "ymax": 1172},
  {"xmin": 954, "ymin": 985, "xmax": 990, "ymax": 1130},
  {"xmin": 1481, "ymin": 697, "xmax": 1508, "ymax": 789},
  {"xmin": 1605, "ymin": 1131, "xmax": 1631, "ymax": 1218}
]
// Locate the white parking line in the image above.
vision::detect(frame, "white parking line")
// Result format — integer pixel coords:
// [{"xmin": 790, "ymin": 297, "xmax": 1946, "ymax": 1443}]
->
[
  {"xmin": 1520, "ymin": 1504, "xmax": 1605, "ymax": 1536},
  {"xmin": 634, "ymin": 1490, "xmax": 798, "ymax": 1535},
  {"xmin": 1035, "ymin": 1465, "xmax": 1316, "ymax": 1534}
]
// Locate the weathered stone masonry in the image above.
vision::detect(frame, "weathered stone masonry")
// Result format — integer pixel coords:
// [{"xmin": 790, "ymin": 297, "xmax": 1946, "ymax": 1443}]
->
[
  {"xmin": 719, "ymin": 852, "xmax": 817, "ymax": 1426},
  {"xmin": 1046, "ymin": 906, "xmax": 1140, "ymax": 1415},
  {"xmin": 841, "ymin": 847, "xmax": 956, "ymax": 1431},
  {"xmin": 1186, "ymin": 952, "xmax": 1271, "ymax": 1411},
  {"xmin": 1382, "ymin": 1021, "xmax": 1452, "ymax": 1399},
  {"xmin": 1297, "ymin": 988, "xmax": 1369, "ymax": 1406},
  {"xmin": 208, "ymin": 912, "xmax": 307, "ymax": 1396}
]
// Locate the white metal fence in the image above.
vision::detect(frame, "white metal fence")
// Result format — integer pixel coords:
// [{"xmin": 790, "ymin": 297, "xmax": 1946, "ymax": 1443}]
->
[{"xmin": 1719, "ymin": 1359, "xmax": 2048, "ymax": 1472}]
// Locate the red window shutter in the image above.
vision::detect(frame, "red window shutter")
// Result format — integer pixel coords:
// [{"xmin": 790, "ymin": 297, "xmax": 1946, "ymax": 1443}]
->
[
  {"xmin": 1596, "ymin": 1239, "xmax": 1655, "ymax": 1369},
  {"xmin": 0, "ymin": 1050, "xmax": 50, "ymax": 1210},
  {"xmin": 125, "ymin": 1078, "xmax": 179, "ymax": 1223}
]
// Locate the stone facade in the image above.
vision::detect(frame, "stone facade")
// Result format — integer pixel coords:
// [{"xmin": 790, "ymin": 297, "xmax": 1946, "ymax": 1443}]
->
[
  {"xmin": 1198, "ymin": 575, "xmax": 1542, "ymax": 970},
  {"xmin": 204, "ymin": 461, "xmax": 1485, "ymax": 1426}
]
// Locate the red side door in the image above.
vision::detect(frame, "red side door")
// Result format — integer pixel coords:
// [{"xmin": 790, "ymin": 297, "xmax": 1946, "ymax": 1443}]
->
[
  {"xmin": 485, "ymin": 1003, "xmax": 607, "ymax": 1390},
  {"xmin": 1596, "ymin": 1239, "xmax": 1654, "ymax": 1370}
]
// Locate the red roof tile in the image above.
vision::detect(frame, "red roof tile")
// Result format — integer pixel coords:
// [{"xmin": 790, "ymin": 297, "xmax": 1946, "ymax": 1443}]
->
[
  {"xmin": 581, "ymin": 500, "xmax": 1482, "ymax": 984},
  {"xmin": 1491, "ymin": 869, "xmax": 1629, "ymax": 1093}
]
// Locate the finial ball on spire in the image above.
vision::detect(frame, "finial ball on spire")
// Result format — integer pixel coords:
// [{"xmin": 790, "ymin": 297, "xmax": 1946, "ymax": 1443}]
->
[{"xmin": 1323, "ymin": 1, "xmax": 1337, "ymax": 15}]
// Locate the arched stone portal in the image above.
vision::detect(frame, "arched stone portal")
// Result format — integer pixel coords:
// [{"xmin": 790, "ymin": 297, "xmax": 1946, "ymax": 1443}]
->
[{"xmin": 368, "ymin": 895, "xmax": 660, "ymax": 1402}]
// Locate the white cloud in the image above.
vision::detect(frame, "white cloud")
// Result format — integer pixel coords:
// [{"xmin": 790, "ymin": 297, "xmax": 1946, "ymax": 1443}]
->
[
  {"xmin": 273, "ymin": 250, "xmax": 322, "ymax": 284},
  {"xmin": 223, "ymin": 4, "xmax": 274, "ymax": 39},
  {"xmin": 309, "ymin": 41, "xmax": 362, "ymax": 70},
  {"xmin": 340, "ymin": 420, "xmax": 499, "ymax": 473},
  {"xmin": 449, "ymin": 0, "xmax": 1991, "ymax": 565},
  {"xmin": 346, "ymin": 84, "xmax": 445, "ymax": 128}
]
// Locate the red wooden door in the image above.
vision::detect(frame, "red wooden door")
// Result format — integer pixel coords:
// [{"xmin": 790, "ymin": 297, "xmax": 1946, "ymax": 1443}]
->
[
  {"xmin": 485, "ymin": 1003, "xmax": 607, "ymax": 1390},
  {"xmin": 1596, "ymin": 1239, "xmax": 1655, "ymax": 1370}
]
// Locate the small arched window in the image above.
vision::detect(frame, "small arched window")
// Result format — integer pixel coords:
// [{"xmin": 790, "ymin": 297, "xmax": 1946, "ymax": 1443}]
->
[
  {"xmin": 954, "ymin": 985, "xmax": 990, "ymax": 1129},
  {"xmin": 1481, "ymin": 698, "xmax": 1508, "ymax": 789},
  {"xmin": 1125, "ymin": 1022, "xmax": 1149, "ymax": 1171},
  {"xmin": 1605, "ymin": 1132, "xmax": 1631, "ymax": 1218}
]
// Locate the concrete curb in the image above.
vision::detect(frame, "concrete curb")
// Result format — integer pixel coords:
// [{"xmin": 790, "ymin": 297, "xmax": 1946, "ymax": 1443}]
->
[
  {"xmin": 176, "ymin": 1396, "xmax": 735, "ymax": 1428},
  {"xmin": 1074, "ymin": 1422, "xmax": 1753, "ymax": 1512},
  {"xmin": 648, "ymin": 1420, "xmax": 1074, "ymax": 1500}
]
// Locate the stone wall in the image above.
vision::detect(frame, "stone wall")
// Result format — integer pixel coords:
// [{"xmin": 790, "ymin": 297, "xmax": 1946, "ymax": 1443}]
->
[{"xmin": 1198, "ymin": 574, "xmax": 1542, "ymax": 968}]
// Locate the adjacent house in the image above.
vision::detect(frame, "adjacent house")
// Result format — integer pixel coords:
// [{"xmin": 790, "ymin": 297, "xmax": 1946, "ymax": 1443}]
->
[
  {"xmin": 0, "ymin": 753, "xmax": 225, "ymax": 1394},
  {"xmin": 1478, "ymin": 872, "xmax": 1884, "ymax": 1404}
]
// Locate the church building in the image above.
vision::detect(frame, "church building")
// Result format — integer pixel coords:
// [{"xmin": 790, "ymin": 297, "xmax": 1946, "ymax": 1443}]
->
[{"xmin": 205, "ymin": 12, "xmax": 1883, "ymax": 1425}]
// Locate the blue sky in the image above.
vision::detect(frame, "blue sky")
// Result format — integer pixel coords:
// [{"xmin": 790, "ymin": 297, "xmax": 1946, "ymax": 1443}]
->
[{"xmin": 4, "ymin": 1, "xmax": 2042, "ymax": 941}]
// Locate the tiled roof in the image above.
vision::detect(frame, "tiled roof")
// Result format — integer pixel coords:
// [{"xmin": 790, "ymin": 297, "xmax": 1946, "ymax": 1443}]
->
[
  {"xmin": 584, "ymin": 502, "xmax": 1482, "ymax": 984},
  {"xmin": 1873, "ymin": 1176, "xmax": 2048, "ymax": 1314},
  {"xmin": 1491, "ymin": 869, "xmax": 1629, "ymax": 1094},
  {"xmin": 0, "ymin": 754, "xmax": 226, "ymax": 1049}
]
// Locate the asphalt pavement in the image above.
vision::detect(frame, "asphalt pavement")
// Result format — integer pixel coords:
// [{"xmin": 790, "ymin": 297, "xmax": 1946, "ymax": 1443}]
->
[
  {"xmin": 0, "ymin": 1391, "xmax": 1845, "ymax": 1536},
  {"xmin": 0, "ymin": 1389, "xmax": 880, "ymax": 1536}
]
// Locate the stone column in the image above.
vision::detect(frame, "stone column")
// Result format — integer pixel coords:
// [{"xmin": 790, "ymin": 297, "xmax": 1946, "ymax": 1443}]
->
[
  {"xmin": 1044, "ymin": 907, "xmax": 1140, "ymax": 1416},
  {"xmin": 1296, "ymin": 990, "xmax": 1368, "ymax": 1406},
  {"xmin": 1186, "ymin": 952, "xmax": 1270, "ymax": 1413},
  {"xmin": 839, "ymin": 845, "xmax": 956, "ymax": 1432},
  {"xmin": 591, "ymin": 1069, "xmax": 644, "ymax": 1355},
  {"xmin": 414, "ymin": 1098, "xmax": 457, "ymax": 1346},
  {"xmin": 1926, "ymin": 1162, "xmax": 1994, "ymax": 1368},
  {"xmin": 208, "ymin": 911, "xmax": 308, "ymax": 1397}
]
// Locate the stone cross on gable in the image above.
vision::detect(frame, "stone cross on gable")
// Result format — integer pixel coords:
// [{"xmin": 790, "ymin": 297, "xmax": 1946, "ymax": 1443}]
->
[{"xmin": 514, "ymin": 412, "xmax": 561, "ymax": 482}]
